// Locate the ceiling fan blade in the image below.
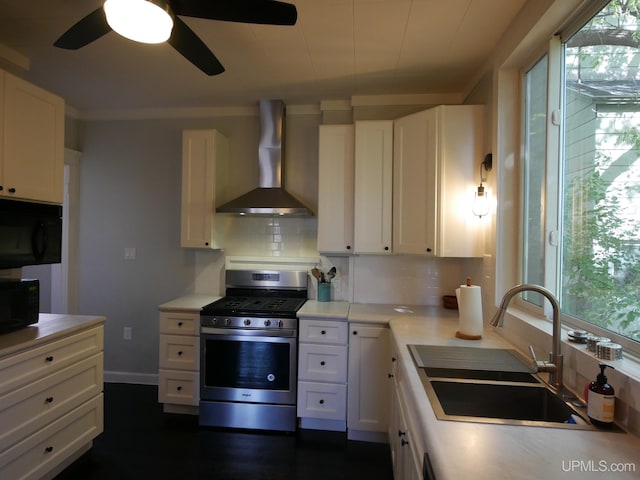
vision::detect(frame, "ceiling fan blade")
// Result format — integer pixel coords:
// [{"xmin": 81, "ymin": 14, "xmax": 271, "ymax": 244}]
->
[
  {"xmin": 167, "ymin": 16, "xmax": 225, "ymax": 76},
  {"xmin": 171, "ymin": 0, "xmax": 297, "ymax": 25},
  {"xmin": 54, "ymin": 7, "xmax": 112, "ymax": 49}
]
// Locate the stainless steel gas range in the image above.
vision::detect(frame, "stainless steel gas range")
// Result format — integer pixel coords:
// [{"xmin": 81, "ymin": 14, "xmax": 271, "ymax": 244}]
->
[{"xmin": 199, "ymin": 269, "xmax": 308, "ymax": 432}]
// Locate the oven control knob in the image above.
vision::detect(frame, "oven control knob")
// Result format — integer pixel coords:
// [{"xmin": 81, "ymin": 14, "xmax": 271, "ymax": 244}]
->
[
  {"xmin": 267, "ymin": 374, "xmax": 275, "ymax": 382},
  {"xmin": 277, "ymin": 319, "xmax": 284, "ymax": 328},
  {"xmin": 264, "ymin": 319, "xmax": 272, "ymax": 327},
  {"xmin": 225, "ymin": 318, "xmax": 231, "ymax": 326},
  {"xmin": 244, "ymin": 319, "xmax": 251, "ymax": 326}
]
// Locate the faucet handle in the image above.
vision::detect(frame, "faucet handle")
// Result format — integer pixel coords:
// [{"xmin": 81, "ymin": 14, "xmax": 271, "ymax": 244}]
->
[
  {"xmin": 528, "ymin": 345, "xmax": 539, "ymax": 372},
  {"xmin": 528, "ymin": 344, "xmax": 557, "ymax": 374}
]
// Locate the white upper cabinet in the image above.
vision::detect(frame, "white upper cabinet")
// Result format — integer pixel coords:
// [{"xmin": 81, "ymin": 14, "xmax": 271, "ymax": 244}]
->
[
  {"xmin": 0, "ymin": 70, "xmax": 65, "ymax": 204},
  {"xmin": 180, "ymin": 129, "xmax": 228, "ymax": 249},
  {"xmin": 393, "ymin": 105, "xmax": 485, "ymax": 257},
  {"xmin": 317, "ymin": 125, "xmax": 355, "ymax": 254},
  {"xmin": 353, "ymin": 120, "xmax": 393, "ymax": 254}
]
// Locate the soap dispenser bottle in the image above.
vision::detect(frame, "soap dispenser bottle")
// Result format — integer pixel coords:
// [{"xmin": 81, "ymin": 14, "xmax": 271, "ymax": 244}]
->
[{"xmin": 587, "ymin": 363, "xmax": 615, "ymax": 427}]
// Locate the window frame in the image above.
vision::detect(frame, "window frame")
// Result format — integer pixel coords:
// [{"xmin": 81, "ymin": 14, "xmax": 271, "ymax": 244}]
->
[{"xmin": 516, "ymin": 14, "xmax": 640, "ymax": 357}]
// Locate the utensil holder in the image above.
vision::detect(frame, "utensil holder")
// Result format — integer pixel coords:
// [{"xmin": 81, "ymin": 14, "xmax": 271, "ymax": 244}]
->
[{"xmin": 317, "ymin": 283, "xmax": 331, "ymax": 302}]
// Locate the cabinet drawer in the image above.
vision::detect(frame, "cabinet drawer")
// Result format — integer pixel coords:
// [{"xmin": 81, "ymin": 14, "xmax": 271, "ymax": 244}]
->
[
  {"xmin": 0, "ymin": 352, "xmax": 103, "ymax": 450},
  {"xmin": 159, "ymin": 311, "xmax": 200, "ymax": 335},
  {"xmin": 159, "ymin": 335, "xmax": 199, "ymax": 370},
  {"xmin": 0, "ymin": 394, "xmax": 103, "ymax": 480},
  {"xmin": 298, "ymin": 344, "xmax": 347, "ymax": 383},
  {"xmin": 297, "ymin": 382, "xmax": 346, "ymax": 420},
  {"xmin": 299, "ymin": 319, "xmax": 348, "ymax": 344},
  {"xmin": 158, "ymin": 370, "xmax": 199, "ymax": 406},
  {"xmin": 0, "ymin": 327, "xmax": 103, "ymax": 396}
]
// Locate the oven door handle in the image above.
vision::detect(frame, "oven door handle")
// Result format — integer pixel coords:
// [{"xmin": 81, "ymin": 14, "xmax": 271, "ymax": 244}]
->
[{"xmin": 200, "ymin": 327, "xmax": 297, "ymax": 338}]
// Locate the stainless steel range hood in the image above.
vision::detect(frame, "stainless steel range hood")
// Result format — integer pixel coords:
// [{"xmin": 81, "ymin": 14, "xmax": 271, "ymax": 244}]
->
[{"xmin": 216, "ymin": 100, "xmax": 313, "ymax": 216}]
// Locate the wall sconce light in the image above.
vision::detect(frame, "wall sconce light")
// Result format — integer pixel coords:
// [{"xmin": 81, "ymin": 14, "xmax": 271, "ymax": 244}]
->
[{"xmin": 472, "ymin": 153, "xmax": 492, "ymax": 218}]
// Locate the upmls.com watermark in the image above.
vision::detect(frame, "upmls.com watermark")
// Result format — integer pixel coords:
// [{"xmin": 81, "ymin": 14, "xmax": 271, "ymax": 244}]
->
[{"xmin": 562, "ymin": 460, "xmax": 637, "ymax": 473}]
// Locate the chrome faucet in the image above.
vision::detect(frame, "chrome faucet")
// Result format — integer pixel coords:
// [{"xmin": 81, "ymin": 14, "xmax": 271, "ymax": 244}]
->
[{"xmin": 490, "ymin": 284, "xmax": 564, "ymax": 391}]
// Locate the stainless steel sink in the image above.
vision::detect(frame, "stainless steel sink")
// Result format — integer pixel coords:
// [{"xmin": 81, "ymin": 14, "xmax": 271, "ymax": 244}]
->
[
  {"xmin": 430, "ymin": 381, "xmax": 588, "ymax": 425},
  {"xmin": 423, "ymin": 367, "xmax": 540, "ymax": 383},
  {"xmin": 408, "ymin": 345, "xmax": 596, "ymax": 430}
]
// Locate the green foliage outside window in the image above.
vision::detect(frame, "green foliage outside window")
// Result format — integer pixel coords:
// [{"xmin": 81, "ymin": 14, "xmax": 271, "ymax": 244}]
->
[{"xmin": 561, "ymin": 0, "xmax": 640, "ymax": 342}]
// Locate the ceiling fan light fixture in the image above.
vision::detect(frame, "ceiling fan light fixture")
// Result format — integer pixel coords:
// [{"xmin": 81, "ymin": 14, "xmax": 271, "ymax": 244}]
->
[{"xmin": 104, "ymin": 0, "xmax": 173, "ymax": 44}]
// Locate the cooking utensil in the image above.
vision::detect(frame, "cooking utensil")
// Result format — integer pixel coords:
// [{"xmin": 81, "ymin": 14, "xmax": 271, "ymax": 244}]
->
[
  {"xmin": 311, "ymin": 268, "xmax": 321, "ymax": 282},
  {"xmin": 326, "ymin": 267, "xmax": 336, "ymax": 282}
]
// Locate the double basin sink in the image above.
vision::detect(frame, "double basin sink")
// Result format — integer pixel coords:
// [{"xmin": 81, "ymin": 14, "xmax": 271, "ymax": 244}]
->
[{"xmin": 409, "ymin": 345, "xmax": 595, "ymax": 430}]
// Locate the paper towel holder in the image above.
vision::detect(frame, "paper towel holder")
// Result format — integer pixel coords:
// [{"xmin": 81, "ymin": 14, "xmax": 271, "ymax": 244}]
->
[{"xmin": 455, "ymin": 277, "xmax": 483, "ymax": 340}]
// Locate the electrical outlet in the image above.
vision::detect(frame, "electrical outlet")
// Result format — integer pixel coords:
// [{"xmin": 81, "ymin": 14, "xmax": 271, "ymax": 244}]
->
[{"xmin": 124, "ymin": 327, "xmax": 132, "ymax": 340}]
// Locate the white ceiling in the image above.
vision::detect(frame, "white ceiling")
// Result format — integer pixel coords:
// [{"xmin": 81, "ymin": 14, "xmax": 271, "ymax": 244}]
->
[{"xmin": 0, "ymin": 0, "xmax": 526, "ymax": 113}]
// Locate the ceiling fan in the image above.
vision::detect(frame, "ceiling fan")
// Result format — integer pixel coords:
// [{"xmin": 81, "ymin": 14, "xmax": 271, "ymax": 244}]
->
[{"xmin": 54, "ymin": 0, "xmax": 298, "ymax": 76}]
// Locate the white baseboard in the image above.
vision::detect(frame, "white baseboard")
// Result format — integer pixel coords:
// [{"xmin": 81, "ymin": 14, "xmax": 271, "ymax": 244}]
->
[{"xmin": 104, "ymin": 371, "xmax": 158, "ymax": 385}]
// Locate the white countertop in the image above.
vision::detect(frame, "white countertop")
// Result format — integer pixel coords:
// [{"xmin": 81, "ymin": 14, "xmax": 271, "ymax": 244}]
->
[
  {"xmin": 298, "ymin": 300, "xmax": 350, "ymax": 319},
  {"xmin": 348, "ymin": 303, "xmax": 442, "ymax": 323},
  {"xmin": 158, "ymin": 294, "xmax": 220, "ymax": 311},
  {"xmin": 389, "ymin": 312, "xmax": 640, "ymax": 480},
  {"xmin": 0, "ymin": 313, "xmax": 106, "ymax": 358}
]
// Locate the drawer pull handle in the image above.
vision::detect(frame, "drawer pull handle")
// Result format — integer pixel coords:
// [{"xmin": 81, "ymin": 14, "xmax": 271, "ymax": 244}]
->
[
  {"xmin": 178, "ymin": 322, "xmax": 183, "ymax": 327},
  {"xmin": 45, "ymin": 356, "xmax": 54, "ymax": 362},
  {"xmin": 177, "ymin": 386, "xmax": 182, "ymax": 391},
  {"xmin": 401, "ymin": 439, "xmax": 409, "ymax": 447},
  {"xmin": 177, "ymin": 351, "xmax": 183, "ymax": 356},
  {"xmin": 353, "ymin": 331, "xmax": 358, "ymax": 335},
  {"xmin": 321, "ymin": 330, "xmax": 326, "ymax": 335},
  {"xmin": 319, "ymin": 399, "xmax": 325, "ymax": 405},
  {"xmin": 45, "ymin": 446, "xmax": 53, "ymax": 453},
  {"xmin": 398, "ymin": 429, "xmax": 406, "ymax": 437},
  {"xmin": 45, "ymin": 396, "xmax": 54, "ymax": 403},
  {"xmin": 388, "ymin": 373, "xmax": 394, "ymax": 378},
  {"xmin": 320, "ymin": 361, "xmax": 326, "ymax": 366}
]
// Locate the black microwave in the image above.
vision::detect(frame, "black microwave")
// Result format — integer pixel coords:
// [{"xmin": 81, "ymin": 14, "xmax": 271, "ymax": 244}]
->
[
  {"xmin": 0, "ymin": 278, "xmax": 39, "ymax": 332},
  {"xmin": 0, "ymin": 198, "xmax": 62, "ymax": 269}
]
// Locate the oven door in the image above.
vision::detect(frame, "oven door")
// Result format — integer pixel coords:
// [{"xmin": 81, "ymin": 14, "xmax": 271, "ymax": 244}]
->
[{"xmin": 200, "ymin": 328, "xmax": 297, "ymax": 405}]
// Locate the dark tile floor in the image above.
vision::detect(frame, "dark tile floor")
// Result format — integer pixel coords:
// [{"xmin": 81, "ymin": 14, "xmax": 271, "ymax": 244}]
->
[{"xmin": 55, "ymin": 383, "xmax": 394, "ymax": 480}]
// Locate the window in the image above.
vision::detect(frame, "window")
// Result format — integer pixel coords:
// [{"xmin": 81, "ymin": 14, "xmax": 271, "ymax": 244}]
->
[{"xmin": 522, "ymin": 0, "xmax": 640, "ymax": 347}]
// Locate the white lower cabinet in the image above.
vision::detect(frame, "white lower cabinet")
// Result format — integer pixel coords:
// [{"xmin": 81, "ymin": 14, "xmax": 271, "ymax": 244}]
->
[
  {"xmin": 389, "ymin": 382, "xmax": 422, "ymax": 480},
  {"xmin": 347, "ymin": 323, "xmax": 391, "ymax": 442},
  {"xmin": 0, "ymin": 322, "xmax": 105, "ymax": 480},
  {"xmin": 158, "ymin": 309, "xmax": 200, "ymax": 413},
  {"xmin": 389, "ymin": 339, "xmax": 434, "ymax": 480},
  {"xmin": 297, "ymin": 316, "xmax": 348, "ymax": 431}
]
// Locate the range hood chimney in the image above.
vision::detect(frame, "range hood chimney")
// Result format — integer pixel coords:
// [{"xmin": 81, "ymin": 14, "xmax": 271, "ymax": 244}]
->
[{"xmin": 216, "ymin": 100, "xmax": 314, "ymax": 216}]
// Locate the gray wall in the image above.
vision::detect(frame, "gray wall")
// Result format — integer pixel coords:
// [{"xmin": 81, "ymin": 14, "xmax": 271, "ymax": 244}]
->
[
  {"xmin": 74, "ymin": 112, "xmax": 321, "ymax": 378},
  {"xmin": 76, "ymin": 119, "xmax": 194, "ymax": 376}
]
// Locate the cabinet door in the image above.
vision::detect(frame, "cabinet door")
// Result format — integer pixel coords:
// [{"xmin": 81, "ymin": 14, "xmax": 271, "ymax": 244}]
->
[
  {"xmin": 438, "ymin": 105, "xmax": 484, "ymax": 257},
  {"xmin": 299, "ymin": 319, "xmax": 348, "ymax": 345},
  {"xmin": 298, "ymin": 343, "xmax": 348, "ymax": 382},
  {"xmin": 393, "ymin": 109, "xmax": 437, "ymax": 255},
  {"xmin": 2, "ymin": 72, "xmax": 64, "ymax": 203},
  {"xmin": 393, "ymin": 105, "xmax": 485, "ymax": 257},
  {"xmin": 318, "ymin": 125, "xmax": 355, "ymax": 254},
  {"xmin": 354, "ymin": 121, "xmax": 393, "ymax": 254},
  {"xmin": 347, "ymin": 323, "xmax": 391, "ymax": 433},
  {"xmin": 180, "ymin": 129, "xmax": 228, "ymax": 249}
]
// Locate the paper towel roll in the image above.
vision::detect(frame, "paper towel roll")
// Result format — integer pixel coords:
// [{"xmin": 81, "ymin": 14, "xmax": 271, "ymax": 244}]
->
[{"xmin": 455, "ymin": 284, "xmax": 483, "ymax": 339}]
